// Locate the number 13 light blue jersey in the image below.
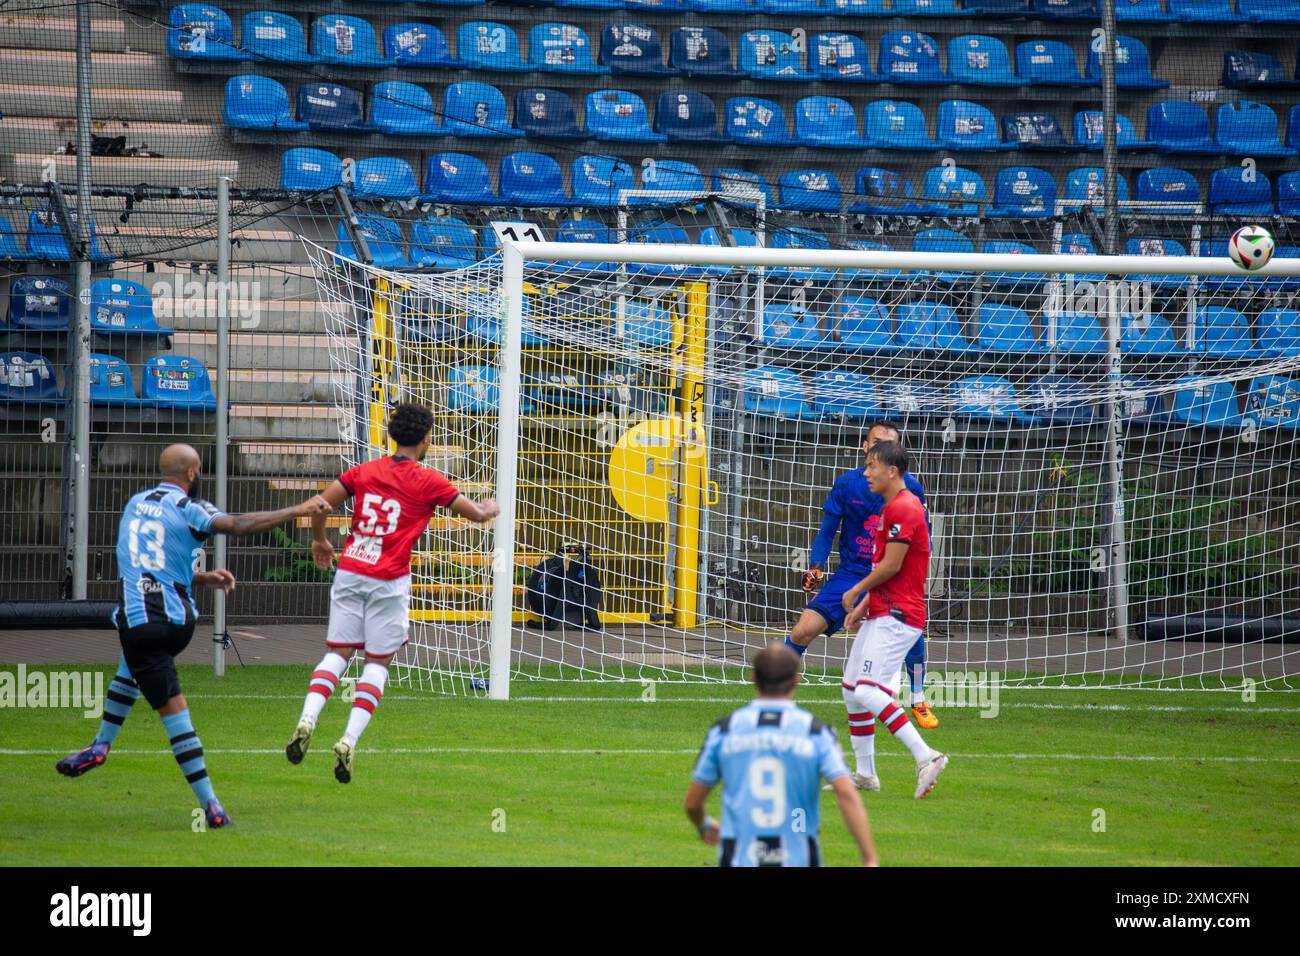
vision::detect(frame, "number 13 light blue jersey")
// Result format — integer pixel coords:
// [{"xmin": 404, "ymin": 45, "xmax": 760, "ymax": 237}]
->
[
  {"xmin": 691, "ymin": 699, "xmax": 849, "ymax": 867},
  {"xmin": 114, "ymin": 482, "xmax": 225, "ymax": 628}
]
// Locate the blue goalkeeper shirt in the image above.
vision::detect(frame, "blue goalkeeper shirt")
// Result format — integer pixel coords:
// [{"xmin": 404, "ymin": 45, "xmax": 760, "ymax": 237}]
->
[
  {"xmin": 114, "ymin": 482, "xmax": 224, "ymax": 629},
  {"xmin": 691, "ymin": 698, "xmax": 849, "ymax": 867},
  {"xmin": 811, "ymin": 469, "xmax": 928, "ymax": 575}
]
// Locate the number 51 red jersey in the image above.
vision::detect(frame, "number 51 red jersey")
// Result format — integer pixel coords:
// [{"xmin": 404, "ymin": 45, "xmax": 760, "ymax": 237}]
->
[{"xmin": 336, "ymin": 456, "xmax": 461, "ymax": 580}]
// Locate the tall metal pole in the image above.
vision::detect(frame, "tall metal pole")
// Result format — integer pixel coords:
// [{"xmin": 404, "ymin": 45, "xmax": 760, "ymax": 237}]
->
[
  {"xmin": 1100, "ymin": 1, "xmax": 1120, "ymax": 253},
  {"xmin": 70, "ymin": 0, "xmax": 93, "ymax": 599},
  {"xmin": 1103, "ymin": 281, "xmax": 1130, "ymax": 642},
  {"xmin": 213, "ymin": 177, "xmax": 231, "ymax": 676}
]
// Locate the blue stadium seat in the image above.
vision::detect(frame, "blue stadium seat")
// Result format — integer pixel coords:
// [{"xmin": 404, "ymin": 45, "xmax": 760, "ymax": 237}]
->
[
  {"xmin": 8, "ymin": 276, "xmax": 70, "ymax": 330},
  {"xmin": 655, "ymin": 91, "xmax": 727, "ymax": 142},
  {"xmin": 1215, "ymin": 101, "xmax": 1296, "ymax": 157},
  {"xmin": 25, "ymin": 210, "xmax": 108, "ymax": 262},
  {"xmin": 921, "ymin": 165, "xmax": 987, "ymax": 215},
  {"xmin": 1279, "ymin": 171, "xmax": 1300, "ymax": 215},
  {"xmin": 1053, "ymin": 312, "xmax": 1106, "ymax": 353},
  {"xmin": 938, "ymin": 100, "xmax": 1012, "ymax": 150},
  {"xmin": 447, "ymin": 366, "xmax": 501, "ymax": 414},
  {"xmin": 336, "ymin": 216, "xmax": 409, "ymax": 268},
  {"xmin": 669, "ymin": 27, "xmax": 743, "ymax": 76},
  {"xmin": 978, "ymin": 304, "xmax": 1041, "ymax": 353},
  {"xmin": 1149, "ymin": 100, "xmax": 1219, "ymax": 153},
  {"xmin": 410, "ymin": 216, "xmax": 478, "ymax": 269},
  {"xmin": 877, "ymin": 379, "xmax": 943, "ymax": 418},
  {"xmin": 810, "ymin": 33, "xmax": 876, "ymax": 83},
  {"xmin": 626, "ymin": 0, "xmax": 692, "ymax": 10},
  {"xmin": 635, "ymin": 160, "xmax": 706, "ymax": 204},
  {"xmin": 1258, "ymin": 309, "xmax": 1300, "ymax": 356},
  {"xmin": 142, "ymin": 356, "xmax": 217, "ymax": 410},
  {"xmin": 987, "ymin": 166, "xmax": 1057, "ymax": 217},
  {"xmin": 498, "ymin": 153, "xmax": 573, "ymax": 206},
  {"xmin": 1116, "ymin": 0, "xmax": 1175, "ymax": 18},
  {"xmin": 295, "ymin": 83, "xmax": 371, "ymax": 132},
  {"xmin": 1244, "ymin": 375, "xmax": 1300, "ymax": 429},
  {"xmin": 776, "ymin": 170, "xmax": 842, "ymax": 212},
  {"xmin": 312, "ymin": 16, "xmax": 387, "ymax": 67},
  {"xmin": 424, "ymin": 153, "xmax": 499, "ymax": 204},
  {"xmin": 1087, "ymin": 35, "xmax": 1167, "ymax": 88},
  {"xmin": 1240, "ymin": 0, "xmax": 1300, "ymax": 19},
  {"xmin": 601, "ymin": 23, "xmax": 675, "ymax": 73},
  {"xmin": 810, "ymin": 372, "xmax": 883, "ymax": 422},
  {"xmin": 90, "ymin": 279, "xmax": 171, "ymax": 336},
  {"xmin": 761, "ymin": 305, "xmax": 826, "ymax": 349},
  {"xmin": 836, "ymin": 297, "xmax": 894, "ymax": 351},
  {"xmin": 1064, "ymin": 167, "xmax": 1131, "ymax": 208},
  {"xmin": 1222, "ymin": 50, "xmax": 1299, "ymax": 89},
  {"xmin": 621, "ymin": 298, "xmax": 675, "ymax": 349},
  {"xmin": 739, "ymin": 31, "xmax": 812, "ymax": 80},
  {"xmin": 981, "ymin": 241, "xmax": 1044, "ymax": 289},
  {"xmin": 1125, "ymin": 237, "xmax": 1191, "ymax": 291},
  {"xmin": 1134, "ymin": 167, "xmax": 1199, "ymax": 210},
  {"xmin": 949, "ymin": 35, "xmax": 1023, "ymax": 85},
  {"xmin": 1208, "ymin": 167, "xmax": 1274, "ymax": 215},
  {"xmin": 1058, "ymin": 233, "xmax": 1104, "ymax": 281},
  {"xmin": 914, "ymin": 228, "xmax": 975, "ymax": 282},
  {"xmin": 795, "ymin": 97, "xmax": 863, "ymax": 147},
  {"xmin": 725, "ymin": 97, "xmax": 794, "ymax": 145},
  {"xmin": 894, "ymin": 301, "xmax": 975, "ymax": 351},
  {"xmin": 1003, "ymin": 112, "xmax": 1078, "ymax": 150},
  {"xmin": 528, "ymin": 23, "xmax": 609, "ymax": 74},
  {"xmin": 862, "ymin": 100, "xmax": 940, "ymax": 149},
  {"xmin": 954, "ymin": 376, "xmax": 1027, "ymax": 422},
  {"xmin": 167, "ymin": 5, "xmax": 246, "ymax": 61},
  {"xmin": 848, "ymin": 167, "xmax": 924, "ymax": 214},
  {"xmin": 1169, "ymin": 0, "xmax": 1240, "ymax": 19},
  {"xmin": 712, "ymin": 169, "xmax": 774, "ymax": 207},
  {"xmin": 1170, "ymin": 378, "xmax": 1243, "ymax": 428},
  {"xmin": 770, "ymin": 227, "xmax": 837, "ymax": 280},
  {"xmin": 1016, "ymin": 40, "xmax": 1091, "ymax": 86},
  {"xmin": 745, "ymin": 366, "xmax": 813, "ymax": 419},
  {"xmin": 821, "ymin": 0, "xmax": 889, "ymax": 13},
  {"xmin": 443, "ymin": 83, "xmax": 524, "ymax": 138},
  {"xmin": 1122, "ymin": 314, "xmax": 1183, "ymax": 355},
  {"xmin": 370, "ymin": 81, "xmax": 441, "ymax": 135},
  {"xmin": 1288, "ymin": 105, "xmax": 1300, "ymax": 153},
  {"xmin": 553, "ymin": 220, "xmax": 618, "ymax": 272},
  {"xmin": 571, "ymin": 155, "xmax": 635, "ymax": 206},
  {"xmin": 515, "ymin": 88, "xmax": 584, "ymax": 140},
  {"xmin": 893, "ymin": 0, "xmax": 965, "ymax": 11},
  {"xmin": 224, "ymin": 76, "xmax": 306, "ymax": 130},
  {"xmin": 1023, "ymin": 375, "xmax": 1095, "ymax": 425},
  {"xmin": 763, "ymin": 0, "xmax": 829, "ymax": 12},
  {"xmin": 1195, "ymin": 305, "xmax": 1254, "ymax": 357},
  {"xmin": 556, "ymin": 0, "xmax": 625, "ymax": 9},
  {"xmin": 1031, "ymin": 0, "xmax": 1099, "ymax": 17},
  {"xmin": 384, "ymin": 23, "xmax": 457, "ymax": 67},
  {"xmin": 242, "ymin": 12, "xmax": 315, "ymax": 64},
  {"xmin": 1074, "ymin": 110, "xmax": 1154, "ymax": 150},
  {"xmin": 280, "ymin": 148, "xmax": 342, "ymax": 192},
  {"xmin": 877, "ymin": 31, "xmax": 947, "ymax": 83},
  {"xmin": 89, "ymin": 354, "xmax": 145, "ymax": 406},
  {"xmin": 0, "ymin": 217, "xmax": 27, "ymax": 260},
  {"xmin": 585, "ymin": 90, "xmax": 666, "ymax": 142},
  {"xmin": 844, "ymin": 240, "xmax": 905, "ymax": 282},
  {"xmin": 0, "ymin": 352, "xmax": 62, "ymax": 404},
  {"xmin": 350, "ymin": 157, "xmax": 420, "ymax": 201},
  {"xmin": 697, "ymin": 225, "xmax": 757, "ymax": 275},
  {"xmin": 456, "ymin": 22, "xmax": 526, "ymax": 71}
]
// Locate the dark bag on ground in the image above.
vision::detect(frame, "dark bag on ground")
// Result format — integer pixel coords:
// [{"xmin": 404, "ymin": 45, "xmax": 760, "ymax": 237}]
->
[{"xmin": 526, "ymin": 543, "xmax": 603, "ymax": 631}]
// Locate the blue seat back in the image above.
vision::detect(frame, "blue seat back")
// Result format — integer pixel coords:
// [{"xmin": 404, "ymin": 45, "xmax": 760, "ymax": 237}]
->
[
  {"xmin": 585, "ymin": 90, "xmax": 658, "ymax": 138},
  {"xmin": 1209, "ymin": 166, "xmax": 1274, "ymax": 214},
  {"xmin": 954, "ymin": 376, "xmax": 1023, "ymax": 420},
  {"xmin": 142, "ymin": 356, "xmax": 216, "ymax": 408},
  {"xmin": 515, "ymin": 88, "xmax": 583, "ymax": 139},
  {"xmin": 1088, "ymin": 35, "xmax": 1163, "ymax": 86},
  {"xmin": 601, "ymin": 23, "xmax": 670, "ymax": 72},
  {"xmin": 641, "ymin": 159, "xmax": 706, "ymax": 199},
  {"xmin": 0, "ymin": 351, "xmax": 61, "ymax": 402},
  {"xmin": 8, "ymin": 276, "xmax": 71, "ymax": 330},
  {"xmin": 89, "ymin": 354, "xmax": 139, "ymax": 405},
  {"xmin": 938, "ymin": 99, "xmax": 1005, "ymax": 148},
  {"xmin": 852, "ymin": 167, "xmax": 920, "ymax": 213},
  {"xmin": 1122, "ymin": 315, "xmax": 1182, "ymax": 355},
  {"xmin": 448, "ymin": 365, "xmax": 500, "ymax": 413},
  {"xmin": 456, "ymin": 22, "xmax": 523, "ymax": 69},
  {"xmin": 655, "ymin": 91, "xmax": 723, "ymax": 140},
  {"xmin": 811, "ymin": 371, "xmax": 883, "ymax": 420},
  {"xmin": 725, "ymin": 97, "xmax": 792, "ymax": 144},
  {"xmin": 978, "ymin": 304, "xmax": 1039, "ymax": 351},
  {"xmin": 243, "ymin": 12, "xmax": 313, "ymax": 64},
  {"xmin": 1025, "ymin": 375, "xmax": 1095, "ymax": 424},
  {"xmin": 810, "ymin": 33, "xmax": 874, "ymax": 82},
  {"xmin": 1149, "ymin": 100, "xmax": 1214, "ymax": 149},
  {"xmin": 1053, "ymin": 312, "xmax": 1106, "ymax": 352},
  {"xmin": 296, "ymin": 82, "xmax": 367, "ymax": 130},
  {"xmin": 1135, "ymin": 167, "xmax": 1198, "ymax": 206},
  {"xmin": 90, "ymin": 279, "xmax": 163, "ymax": 334},
  {"xmin": 712, "ymin": 169, "xmax": 774, "ymax": 207},
  {"xmin": 370, "ymin": 81, "xmax": 440, "ymax": 134},
  {"xmin": 410, "ymin": 216, "xmax": 477, "ymax": 268},
  {"xmin": 1245, "ymin": 376, "xmax": 1300, "ymax": 428},
  {"xmin": 1216, "ymin": 100, "xmax": 1288, "ymax": 151},
  {"xmin": 948, "ymin": 35, "xmax": 1018, "ymax": 84},
  {"xmin": 1016, "ymin": 40, "xmax": 1086, "ymax": 84},
  {"xmin": 1074, "ymin": 110, "xmax": 1148, "ymax": 148},
  {"xmin": 740, "ymin": 30, "xmax": 808, "ymax": 78},
  {"xmin": 990, "ymin": 166, "xmax": 1057, "ymax": 215},
  {"xmin": 1169, "ymin": 0, "xmax": 1238, "ymax": 19},
  {"xmin": 795, "ymin": 96, "xmax": 861, "ymax": 144},
  {"xmin": 777, "ymin": 170, "xmax": 842, "ymax": 211},
  {"xmin": 1239, "ymin": 0, "xmax": 1300, "ymax": 18},
  {"xmin": 312, "ymin": 15, "xmax": 385, "ymax": 64},
  {"xmin": 352, "ymin": 157, "xmax": 419, "ymax": 200},
  {"xmin": 528, "ymin": 23, "xmax": 602, "ymax": 72},
  {"xmin": 745, "ymin": 365, "xmax": 809, "ymax": 417},
  {"xmin": 1066, "ymin": 167, "xmax": 1131, "ymax": 205},
  {"xmin": 877, "ymin": 31, "xmax": 945, "ymax": 82},
  {"xmin": 895, "ymin": 301, "xmax": 971, "ymax": 350},
  {"xmin": 670, "ymin": 27, "xmax": 740, "ymax": 75},
  {"xmin": 425, "ymin": 153, "xmax": 497, "ymax": 204},
  {"xmin": 336, "ymin": 215, "xmax": 407, "ymax": 268},
  {"xmin": 1032, "ymin": 0, "xmax": 1098, "ymax": 15},
  {"xmin": 383, "ymin": 23, "xmax": 454, "ymax": 66},
  {"xmin": 26, "ymin": 210, "xmax": 78, "ymax": 261},
  {"xmin": 281, "ymin": 148, "xmax": 342, "ymax": 191},
  {"xmin": 1258, "ymin": 309, "xmax": 1300, "ymax": 355},
  {"xmin": 443, "ymin": 82, "xmax": 516, "ymax": 135},
  {"xmin": 1222, "ymin": 50, "xmax": 1287, "ymax": 87},
  {"xmin": 1172, "ymin": 379, "xmax": 1242, "ymax": 427},
  {"xmin": 224, "ymin": 75, "xmax": 297, "ymax": 128},
  {"xmin": 571, "ymin": 155, "xmax": 635, "ymax": 205},
  {"xmin": 1279, "ymin": 172, "xmax": 1300, "ymax": 216},
  {"xmin": 168, "ymin": 4, "xmax": 242, "ymax": 59},
  {"xmin": 762, "ymin": 305, "xmax": 824, "ymax": 348},
  {"xmin": 1116, "ymin": 0, "xmax": 1173, "ymax": 18},
  {"xmin": 877, "ymin": 379, "xmax": 942, "ymax": 417},
  {"xmin": 771, "ymin": 227, "xmax": 831, "ymax": 256},
  {"xmin": 1002, "ymin": 112, "xmax": 1071, "ymax": 148},
  {"xmin": 837, "ymin": 296, "xmax": 892, "ymax": 349},
  {"xmin": 863, "ymin": 99, "xmax": 936, "ymax": 147},
  {"xmin": 1197, "ymin": 305, "xmax": 1254, "ymax": 354},
  {"xmin": 622, "ymin": 299, "xmax": 675, "ymax": 350},
  {"xmin": 921, "ymin": 165, "xmax": 987, "ymax": 213},
  {"xmin": 499, "ymin": 152, "xmax": 570, "ymax": 204}
]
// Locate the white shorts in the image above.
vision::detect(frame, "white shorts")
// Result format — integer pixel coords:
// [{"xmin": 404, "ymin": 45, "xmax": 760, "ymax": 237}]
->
[
  {"xmin": 842, "ymin": 614, "xmax": 923, "ymax": 695},
  {"xmin": 326, "ymin": 568, "xmax": 411, "ymax": 657}
]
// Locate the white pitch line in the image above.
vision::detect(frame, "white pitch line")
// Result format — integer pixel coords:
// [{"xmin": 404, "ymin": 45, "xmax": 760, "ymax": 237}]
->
[{"xmin": 3, "ymin": 747, "xmax": 1298, "ymax": 763}]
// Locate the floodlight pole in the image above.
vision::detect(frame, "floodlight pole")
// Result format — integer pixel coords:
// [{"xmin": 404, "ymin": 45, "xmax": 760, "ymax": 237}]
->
[
  {"xmin": 1100, "ymin": 0, "xmax": 1120, "ymax": 254},
  {"xmin": 69, "ymin": 0, "xmax": 94, "ymax": 599},
  {"xmin": 213, "ymin": 176, "xmax": 231, "ymax": 676}
]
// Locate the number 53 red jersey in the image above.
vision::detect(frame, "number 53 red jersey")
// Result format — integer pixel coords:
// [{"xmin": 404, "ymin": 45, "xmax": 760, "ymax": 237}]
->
[{"xmin": 335, "ymin": 456, "xmax": 461, "ymax": 580}]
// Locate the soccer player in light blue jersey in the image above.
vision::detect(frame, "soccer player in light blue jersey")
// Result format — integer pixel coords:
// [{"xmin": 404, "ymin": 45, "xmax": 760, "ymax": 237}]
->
[
  {"xmin": 55, "ymin": 444, "xmax": 330, "ymax": 827},
  {"xmin": 685, "ymin": 643, "xmax": 878, "ymax": 867}
]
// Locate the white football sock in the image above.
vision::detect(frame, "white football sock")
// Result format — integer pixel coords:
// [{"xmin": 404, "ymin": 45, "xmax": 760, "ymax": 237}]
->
[
  {"xmin": 343, "ymin": 662, "xmax": 389, "ymax": 746},
  {"xmin": 852, "ymin": 683, "xmax": 933, "ymax": 765},
  {"xmin": 300, "ymin": 652, "xmax": 349, "ymax": 725},
  {"xmin": 842, "ymin": 687, "xmax": 876, "ymax": 776}
]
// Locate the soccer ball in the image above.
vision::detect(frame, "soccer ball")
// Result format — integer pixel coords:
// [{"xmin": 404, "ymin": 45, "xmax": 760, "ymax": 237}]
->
[{"xmin": 1228, "ymin": 225, "xmax": 1274, "ymax": 271}]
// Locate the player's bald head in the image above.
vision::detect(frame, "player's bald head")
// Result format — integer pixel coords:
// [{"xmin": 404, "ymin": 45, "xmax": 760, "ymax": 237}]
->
[
  {"xmin": 752, "ymin": 643, "xmax": 800, "ymax": 698},
  {"xmin": 159, "ymin": 443, "xmax": 201, "ymax": 481}
]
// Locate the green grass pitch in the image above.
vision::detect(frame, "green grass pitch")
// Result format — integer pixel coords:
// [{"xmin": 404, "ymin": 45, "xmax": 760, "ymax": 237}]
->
[{"xmin": 3, "ymin": 664, "xmax": 1299, "ymax": 866}]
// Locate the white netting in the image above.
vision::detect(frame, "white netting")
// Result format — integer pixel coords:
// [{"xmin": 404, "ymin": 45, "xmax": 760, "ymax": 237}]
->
[{"xmin": 307, "ymin": 235, "xmax": 1300, "ymax": 693}]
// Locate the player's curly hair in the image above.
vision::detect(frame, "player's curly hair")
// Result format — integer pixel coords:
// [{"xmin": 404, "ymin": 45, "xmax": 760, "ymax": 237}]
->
[{"xmin": 388, "ymin": 402, "xmax": 434, "ymax": 448}]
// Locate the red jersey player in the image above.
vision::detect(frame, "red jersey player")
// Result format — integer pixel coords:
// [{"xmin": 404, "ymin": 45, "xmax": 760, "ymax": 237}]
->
[
  {"xmin": 286, "ymin": 403, "xmax": 500, "ymax": 783},
  {"xmin": 839, "ymin": 441, "xmax": 948, "ymax": 800}
]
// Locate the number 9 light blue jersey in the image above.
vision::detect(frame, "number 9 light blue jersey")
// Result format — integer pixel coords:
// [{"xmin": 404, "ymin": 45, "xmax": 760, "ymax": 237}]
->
[
  {"xmin": 691, "ymin": 699, "xmax": 849, "ymax": 867},
  {"xmin": 114, "ymin": 482, "xmax": 225, "ymax": 629}
]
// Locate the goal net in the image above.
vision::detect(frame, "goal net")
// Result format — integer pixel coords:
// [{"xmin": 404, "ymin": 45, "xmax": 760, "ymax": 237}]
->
[{"xmin": 306, "ymin": 229, "xmax": 1300, "ymax": 696}]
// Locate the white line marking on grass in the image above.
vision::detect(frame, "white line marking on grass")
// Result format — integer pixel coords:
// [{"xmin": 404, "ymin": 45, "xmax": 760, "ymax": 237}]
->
[{"xmin": 4, "ymin": 747, "xmax": 1298, "ymax": 763}]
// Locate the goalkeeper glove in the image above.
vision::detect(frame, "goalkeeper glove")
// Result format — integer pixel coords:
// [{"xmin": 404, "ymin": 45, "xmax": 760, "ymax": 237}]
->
[{"xmin": 801, "ymin": 568, "xmax": 824, "ymax": 594}]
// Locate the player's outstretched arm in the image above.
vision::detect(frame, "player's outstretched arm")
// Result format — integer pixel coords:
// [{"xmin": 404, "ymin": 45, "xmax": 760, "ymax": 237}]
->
[
  {"xmin": 309, "ymin": 480, "xmax": 352, "ymax": 569},
  {"xmin": 683, "ymin": 781, "xmax": 720, "ymax": 846},
  {"xmin": 193, "ymin": 569, "xmax": 236, "ymax": 594},
  {"xmin": 210, "ymin": 494, "xmax": 332, "ymax": 538},
  {"xmin": 450, "ymin": 495, "xmax": 501, "ymax": 525},
  {"xmin": 830, "ymin": 775, "xmax": 879, "ymax": 866}
]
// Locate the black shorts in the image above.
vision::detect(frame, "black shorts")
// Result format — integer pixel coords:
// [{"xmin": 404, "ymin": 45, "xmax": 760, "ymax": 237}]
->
[{"xmin": 118, "ymin": 621, "xmax": 196, "ymax": 709}]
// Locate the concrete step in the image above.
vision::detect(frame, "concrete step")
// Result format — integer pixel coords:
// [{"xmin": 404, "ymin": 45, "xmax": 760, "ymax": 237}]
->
[
  {"xmin": 0, "ymin": 84, "xmax": 184, "ymax": 122},
  {"xmin": 104, "ymin": 226, "xmax": 300, "ymax": 265},
  {"xmin": 233, "ymin": 441, "xmax": 346, "ymax": 477},
  {"xmin": 0, "ymin": 50, "xmax": 174, "ymax": 90},
  {"xmin": 14, "ymin": 154, "xmax": 238, "ymax": 190},
  {"xmin": 0, "ymin": 15, "xmax": 126, "ymax": 53},
  {"xmin": 161, "ymin": 297, "xmax": 329, "ymax": 335},
  {"xmin": 137, "ymin": 262, "xmax": 322, "ymax": 298},
  {"xmin": 0, "ymin": 116, "xmax": 223, "ymax": 157},
  {"xmin": 229, "ymin": 369, "xmax": 345, "ymax": 404},
  {"xmin": 231, "ymin": 404, "xmax": 341, "ymax": 441},
  {"xmin": 172, "ymin": 331, "xmax": 334, "ymax": 372}
]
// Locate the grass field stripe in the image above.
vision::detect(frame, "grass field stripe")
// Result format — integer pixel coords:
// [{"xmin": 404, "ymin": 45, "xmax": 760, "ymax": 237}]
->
[{"xmin": 4, "ymin": 747, "xmax": 1298, "ymax": 763}]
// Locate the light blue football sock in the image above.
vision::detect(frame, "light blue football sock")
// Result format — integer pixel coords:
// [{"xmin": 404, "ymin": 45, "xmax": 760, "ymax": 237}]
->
[{"xmin": 162, "ymin": 709, "xmax": 216, "ymax": 806}]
